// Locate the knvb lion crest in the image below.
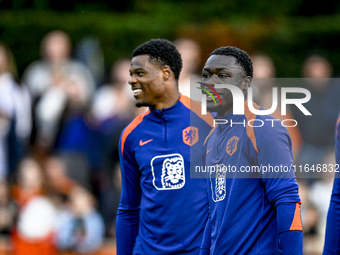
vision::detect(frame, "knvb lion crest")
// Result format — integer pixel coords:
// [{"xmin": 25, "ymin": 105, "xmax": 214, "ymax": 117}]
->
[
  {"xmin": 183, "ymin": 126, "xmax": 199, "ymax": 146},
  {"xmin": 161, "ymin": 157, "xmax": 185, "ymax": 189},
  {"xmin": 210, "ymin": 164, "xmax": 226, "ymax": 202},
  {"xmin": 151, "ymin": 154, "xmax": 185, "ymax": 190},
  {"xmin": 226, "ymin": 136, "xmax": 239, "ymax": 156}
]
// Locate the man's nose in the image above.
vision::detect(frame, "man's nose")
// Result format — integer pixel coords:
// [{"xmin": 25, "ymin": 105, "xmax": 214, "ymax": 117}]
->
[
  {"xmin": 205, "ymin": 75, "xmax": 221, "ymax": 85},
  {"xmin": 128, "ymin": 75, "xmax": 137, "ymax": 85},
  {"xmin": 198, "ymin": 81, "xmax": 215, "ymax": 90}
]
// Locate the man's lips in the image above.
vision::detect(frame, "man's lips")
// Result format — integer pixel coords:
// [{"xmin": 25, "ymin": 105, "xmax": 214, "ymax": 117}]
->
[
  {"xmin": 198, "ymin": 82, "xmax": 223, "ymax": 105},
  {"xmin": 206, "ymin": 94, "xmax": 219, "ymax": 101},
  {"xmin": 132, "ymin": 88, "xmax": 142, "ymax": 96}
]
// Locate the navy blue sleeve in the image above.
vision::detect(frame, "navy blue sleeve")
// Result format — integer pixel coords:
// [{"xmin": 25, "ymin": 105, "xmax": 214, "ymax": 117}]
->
[
  {"xmin": 254, "ymin": 118, "xmax": 302, "ymax": 253},
  {"xmin": 323, "ymin": 114, "xmax": 340, "ymax": 254},
  {"xmin": 116, "ymin": 133, "xmax": 142, "ymax": 255},
  {"xmin": 254, "ymin": 118, "xmax": 301, "ymax": 205},
  {"xmin": 279, "ymin": 230, "xmax": 303, "ymax": 255},
  {"xmin": 277, "ymin": 201, "xmax": 303, "ymax": 255},
  {"xmin": 254, "ymin": 121, "xmax": 300, "ymax": 201}
]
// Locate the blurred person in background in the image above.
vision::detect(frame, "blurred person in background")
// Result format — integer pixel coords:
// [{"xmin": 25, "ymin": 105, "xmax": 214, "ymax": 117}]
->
[
  {"xmin": 94, "ymin": 160, "xmax": 122, "ymax": 238},
  {"xmin": 0, "ymin": 42, "xmax": 31, "ymax": 179},
  {"xmin": 251, "ymin": 54, "xmax": 276, "ymax": 103},
  {"xmin": 44, "ymin": 155, "xmax": 77, "ymax": 196},
  {"xmin": 293, "ymin": 54, "xmax": 340, "ymax": 171},
  {"xmin": 22, "ymin": 30, "xmax": 95, "ymax": 101},
  {"xmin": 0, "ymin": 180, "xmax": 17, "ymax": 236},
  {"xmin": 291, "ymin": 54, "xmax": 340, "ymax": 255},
  {"xmin": 21, "ymin": 30, "xmax": 95, "ymax": 154},
  {"xmin": 55, "ymin": 185, "xmax": 105, "ymax": 254},
  {"xmin": 91, "ymin": 58, "xmax": 135, "ymax": 125},
  {"xmin": 91, "ymin": 58, "xmax": 134, "ymax": 237},
  {"xmin": 174, "ymin": 38, "xmax": 202, "ymax": 100},
  {"xmin": 51, "ymin": 72, "xmax": 101, "ymax": 191},
  {"xmin": 75, "ymin": 36, "xmax": 106, "ymax": 89},
  {"xmin": 11, "ymin": 157, "xmax": 57, "ymax": 255},
  {"xmin": 307, "ymin": 177, "xmax": 333, "ymax": 253},
  {"xmin": 12, "ymin": 158, "xmax": 45, "ymax": 207},
  {"xmin": 251, "ymin": 54, "xmax": 302, "ymax": 156},
  {"xmin": 298, "ymin": 180, "xmax": 322, "ymax": 254}
]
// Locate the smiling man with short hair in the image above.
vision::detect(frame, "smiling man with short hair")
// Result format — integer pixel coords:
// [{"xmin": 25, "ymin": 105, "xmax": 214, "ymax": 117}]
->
[{"xmin": 116, "ymin": 39, "xmax": 213, "ymax": 254}]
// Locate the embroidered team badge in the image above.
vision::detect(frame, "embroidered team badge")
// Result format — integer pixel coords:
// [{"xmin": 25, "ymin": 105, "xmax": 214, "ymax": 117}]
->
[
  {"xmin": 182, "ymin": 126, "xmax": 199, "ymax": 146},
  {"xmin": 226, "ymin": 136, "xmax": 239, "ymax": 156},
  {"xmin": 210, "ymin": 164, "xmax": 226, "ymax": 202},
  {"xmin": 151, "ymin": 153, "xmax": 185, "ymax": 190}
]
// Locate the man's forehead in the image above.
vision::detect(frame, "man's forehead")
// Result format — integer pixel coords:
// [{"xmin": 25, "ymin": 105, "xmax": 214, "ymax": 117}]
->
[
  {"xmin": 130, "ymin": 54, "xmax": 151, "ymax": 69},
  {"xmin": 204, "ymin": 55, "xmax": 239, "ymax": 69}
]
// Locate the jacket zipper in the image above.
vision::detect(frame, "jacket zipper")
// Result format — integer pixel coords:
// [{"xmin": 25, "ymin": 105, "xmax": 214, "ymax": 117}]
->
[{"xmin": 160, "ymin": 112, "xmax": 167, "ymax": 144}]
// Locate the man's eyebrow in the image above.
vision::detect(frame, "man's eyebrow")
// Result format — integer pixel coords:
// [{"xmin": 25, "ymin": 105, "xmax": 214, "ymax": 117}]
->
[
  {"xmin": 203, "ymin": 67, "xmax": 230, "ymax": 71},
  {"xmin": 130, "ymin": 67, "xmax": 147, "ymax": 72},
  {"xmin": 204, "ymin": 65, "xmax": 244, "ymax": 71}
]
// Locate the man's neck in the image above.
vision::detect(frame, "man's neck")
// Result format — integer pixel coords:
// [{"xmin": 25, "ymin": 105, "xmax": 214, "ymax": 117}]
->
[
  {"xmin": 152, "ymin": 88, "xmax": 180, "ymax": 110},
  {"xmin": 216, "ymin": 96, "xmax": 247, "ymax": 117}
]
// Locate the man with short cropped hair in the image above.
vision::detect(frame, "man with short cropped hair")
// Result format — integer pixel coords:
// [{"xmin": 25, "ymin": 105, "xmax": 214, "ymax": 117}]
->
[
  {"xmin": 116, "ymin": 39, "xmax": 213, "ymax": 254},
  {"xmin": 200, "ymin": 46, "xmax": 303, "ymax": 255}
]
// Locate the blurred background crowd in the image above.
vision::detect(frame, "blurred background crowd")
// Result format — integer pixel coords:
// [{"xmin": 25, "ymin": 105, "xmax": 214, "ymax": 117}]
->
[{"xmin": 1, "ymin": 0, "xmax": 340, "ymax": 254}]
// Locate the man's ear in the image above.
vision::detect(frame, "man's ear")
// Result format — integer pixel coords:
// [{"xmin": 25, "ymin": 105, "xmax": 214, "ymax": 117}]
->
[
  {"xmin": 162, "ymin": 65, "xmax": 171, "ymax": 81},
  {"xmin": 242, "ymin": 76, "xmax": 251, "ymax": 91}
]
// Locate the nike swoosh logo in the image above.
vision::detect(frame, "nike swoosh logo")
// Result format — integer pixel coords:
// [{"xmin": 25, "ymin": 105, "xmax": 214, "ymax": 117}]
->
[
  {"xmin": 207, "ymin": 148, "xmax": 212, "ymax": 154},
  {"xmin": 139, "ymin": 139, "xmax": 153, "ymax": 146}
]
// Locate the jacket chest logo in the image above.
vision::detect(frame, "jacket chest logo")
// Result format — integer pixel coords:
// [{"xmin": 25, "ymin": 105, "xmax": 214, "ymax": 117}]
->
[
  {"xmin": 182, "ymin": 126, "xmax": 199, "ymax": 146},
  {"xmin": 210, "ymin": 164, "xmax": 226, "ymax": 202},
  {"xmin": 150, "ymin": 154, "xmax": 185, "ymax": 190},
  {"xmin": 226, "ymin": 136, "xmax": 239, "ymax": 156}
]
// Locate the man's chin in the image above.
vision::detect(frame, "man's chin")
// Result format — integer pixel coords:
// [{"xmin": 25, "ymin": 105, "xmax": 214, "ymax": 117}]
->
[
  {"xmin": 136, "ymin": 101, "xmax": 149, "ymax": 108},
  {"xmin": 207, "ymin": 103, "xmax": 219, "ymax": 112}
]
